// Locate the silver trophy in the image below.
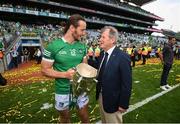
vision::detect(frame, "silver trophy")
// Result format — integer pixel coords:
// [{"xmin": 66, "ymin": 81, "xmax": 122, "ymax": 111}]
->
[{"xmin": 70, "ymin": 63, "xmax": 97, "ymax": 98}]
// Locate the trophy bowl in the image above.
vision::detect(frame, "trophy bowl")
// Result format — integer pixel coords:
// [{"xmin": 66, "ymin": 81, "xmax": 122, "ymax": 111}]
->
[{"xmin": 71, "ymin": 63, "xmax": 97, "ymax": 97}]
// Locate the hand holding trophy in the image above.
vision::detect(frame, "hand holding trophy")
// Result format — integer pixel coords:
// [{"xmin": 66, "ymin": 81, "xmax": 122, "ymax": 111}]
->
[{"xmin": 70, "ymin": 63, "xmax": 97, "ymax": 108}]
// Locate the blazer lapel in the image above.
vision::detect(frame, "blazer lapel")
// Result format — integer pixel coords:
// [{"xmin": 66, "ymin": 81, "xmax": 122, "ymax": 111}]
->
[
  {"xmin": 99, "ymin": 51, "xmax": 104, "ymax": 68},
  {"xmin": 104, "ymin": 47, "xmax": 118, "ymax": 72}
]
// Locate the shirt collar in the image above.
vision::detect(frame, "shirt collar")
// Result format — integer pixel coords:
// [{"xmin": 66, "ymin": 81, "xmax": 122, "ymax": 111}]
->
[
  {"xmin": 62, "ymin": 37, "xmax": 77, "ymax": 44},
  {"xmin": 62, "ymin": 37, "xmax": 67, "ymax": 43},
  {"xmin": 106, "ymin": 46, "xmax": 116, "ymax": 56}
]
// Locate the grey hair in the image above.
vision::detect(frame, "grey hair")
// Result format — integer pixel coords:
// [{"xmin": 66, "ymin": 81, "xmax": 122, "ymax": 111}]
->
[{"xmin": 101, "ymin": 26, "xmax": 119, "ymax": 43}]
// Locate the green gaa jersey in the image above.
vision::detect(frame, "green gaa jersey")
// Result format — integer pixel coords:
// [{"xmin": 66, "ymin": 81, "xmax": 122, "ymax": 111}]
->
[{"xmin": 43, "ymin": 38, "xmax": 87, "ymax": 94}]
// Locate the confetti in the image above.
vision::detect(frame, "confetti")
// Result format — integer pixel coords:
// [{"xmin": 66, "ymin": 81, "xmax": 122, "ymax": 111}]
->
[
  {"xmin": 23, "ymin": 100, "xmax": 38, "ymax": 107},
  {"xmin": 135, "ymin": 113, "xmax": 139, "ymax": 119},
  {"xmin": 134, "ymin": 81, "xmax": 140, "ymax": 83},
  {"xmin": 40, "ymin": 103, "xmax": 53, "ymax": 110}
]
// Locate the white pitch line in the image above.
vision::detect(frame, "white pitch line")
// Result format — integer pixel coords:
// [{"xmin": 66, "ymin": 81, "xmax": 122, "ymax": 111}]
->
[
  {"xmin": 122, "ymin": 83, "xmax": 180, "ymax": 115},
  {"xmin": 96, "ymin": 84, "xmax": 180, "ymax": 123}
]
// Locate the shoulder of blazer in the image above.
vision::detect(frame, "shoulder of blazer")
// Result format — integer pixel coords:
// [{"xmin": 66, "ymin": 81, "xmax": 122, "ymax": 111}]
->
[
  {"xmin": 114, "ymin": 47, "xmax": 130, "ymax": 60},
  {"xmin": 114, "ymin": 47, "xmax": 124, "ymax": 56}
]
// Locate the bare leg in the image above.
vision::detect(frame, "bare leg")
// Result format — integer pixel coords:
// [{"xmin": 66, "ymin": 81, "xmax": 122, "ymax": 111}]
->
[
  {"xmin": 58, "ymin": 109, "xmax": 70, "ymax": 123},
  {"xmin": 78, "ymin": 104, "xmax": 89, "ymax": 123}
]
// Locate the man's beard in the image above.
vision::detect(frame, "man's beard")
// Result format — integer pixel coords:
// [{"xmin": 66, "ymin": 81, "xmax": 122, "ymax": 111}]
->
[{"xmin": 72, "ymin": 30, "xmax": 80, "ymax": 41}]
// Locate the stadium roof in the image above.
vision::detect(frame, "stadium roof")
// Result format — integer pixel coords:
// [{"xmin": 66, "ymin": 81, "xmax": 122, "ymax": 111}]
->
[{"xmin": 124, "ymin": 0, "xmax": 156, "ymax": 6}]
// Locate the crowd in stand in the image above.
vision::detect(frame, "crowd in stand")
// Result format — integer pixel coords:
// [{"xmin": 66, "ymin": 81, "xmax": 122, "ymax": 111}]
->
[
  {"xmin": 0, "ymin": 19, "xmax": 180, "ymax": 88},
  {"xmin": 1, "ymin": 0, "xmax": 154, "ymax": 17},
  {"xmin": 0, "ymin": 4, "xmax": 105, "ymax": 23},
  {"xmin": 0, "ymin": 3, "xmax": 155, "ymax": 30},
  {"xmin": 0, "ymin": 20, "xmax": 180, "ymax": 70}
]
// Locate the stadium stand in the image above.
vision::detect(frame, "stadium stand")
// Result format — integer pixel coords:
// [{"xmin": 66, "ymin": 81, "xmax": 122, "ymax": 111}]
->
[
  {"xmin": 0, "ymin": 0, "xmax": 169, "ymax": 70},
  {"xmin": 0, "ymin": 0, "xmax": 163, "ymax": 34}
]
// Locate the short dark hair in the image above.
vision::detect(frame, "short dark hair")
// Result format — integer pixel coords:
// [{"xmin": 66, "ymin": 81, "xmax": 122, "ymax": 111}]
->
[
  {"xmin": 168, "ymin": 36, "xmax": 174, "ymax": 41},
  {"xmin": 64, "ymin": 14, "xmax": 85, "ymax": 34}
]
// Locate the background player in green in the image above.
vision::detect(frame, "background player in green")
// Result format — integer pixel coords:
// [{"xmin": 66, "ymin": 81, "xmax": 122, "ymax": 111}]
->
[{"xmin": 41, "ymin": 14, "xmax": 89, "ymax": 123}]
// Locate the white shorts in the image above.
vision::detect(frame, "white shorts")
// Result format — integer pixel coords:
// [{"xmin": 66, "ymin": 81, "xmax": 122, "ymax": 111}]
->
[{"xmin": 55, "ymin": 93, "xmax": 89, "ymax": 111}]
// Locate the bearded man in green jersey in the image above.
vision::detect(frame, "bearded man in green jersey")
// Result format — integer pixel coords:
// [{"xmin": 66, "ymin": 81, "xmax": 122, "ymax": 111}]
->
[{"xmin": 41, "ymin": 14, "xmax": 89, "ymax": 123}]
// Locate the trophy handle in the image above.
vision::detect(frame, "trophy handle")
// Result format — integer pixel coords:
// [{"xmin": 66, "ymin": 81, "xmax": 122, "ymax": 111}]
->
[
  {"xmin": 77, "ymin": 76, "xmax": 83, "ymax": 83},
  {"xmin": 93, "ymin": 78, "xmax": 98, "ymax": 83}
]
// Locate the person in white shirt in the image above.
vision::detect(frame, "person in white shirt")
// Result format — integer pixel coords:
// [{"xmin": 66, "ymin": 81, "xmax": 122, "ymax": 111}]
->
[
  {"xmin": 11, "ymin": 50, "xmax": 18, "ymax": 68},
  {"xmin": 34, "ymin": 48, "xmax": 42, "ymax": 64}
]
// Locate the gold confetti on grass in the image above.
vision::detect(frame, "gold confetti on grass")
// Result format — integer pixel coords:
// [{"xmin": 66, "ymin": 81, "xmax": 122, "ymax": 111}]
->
[
  {"xmin": 90, "ymin": 104, "xmax": 99, "ymax": 114},
  {"xmin": 176, "ymin": 75, "xmax": 180, "ymax": 78},
  {"xmin": 49, "ymin": 116, "xmax": 58, "ymax": 122},
  {"xmin": 29, "ymin": 86, "xmax": 39, "ymax": 89},
  {"xmin": 90, "ymin": 115, "xmax": 100, "ymax": 122},
  {"xmin": 145, "ymin": 69, "xmax": 162, "ymax": 73},
  {"xmin": 4, "ymin": 65, "xmax": 40, "ymax": 78},
  {"xmin": 175, "ymin": 78, "xmax": 180, "ymax": 81},
  {"xmin": 134, "ymin": 81, "xmax": 140, "ymax": 83},
  {"xmin": 2, "ymin": 62, "xmax": 52, "ymax": 85},
  {"xmin": 135, "ymin": 113, "xmax": 139, "ymax": 119},
  {"xmin": 23, "ymin": 99, "xmax": 38, "ymax": 107},
  {"xmin": 136, "ymin": 58, "xmax": 161, "ymax": 66},
  {"xmin": 5, "ymin": 109, "xmax": 21, "ymax": 117},
  {"xmin": 27, "ymin": 114, "xmax": 32, "ymax": 118},
  {"xmin": 35, "ymin": 110, "xmax": 43, "ymax": 114}
]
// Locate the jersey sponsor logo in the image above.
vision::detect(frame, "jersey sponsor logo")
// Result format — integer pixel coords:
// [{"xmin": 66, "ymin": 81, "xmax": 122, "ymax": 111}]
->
[
  {"xmin": 58, "ymin": 102, "xmax": 64, "ymax": 108},
  {"xmin": 58, "ymin": 51, "xmax": 67, "ymax": 55},
  {"xmin": 79, "ymin": 49, "xmax": 83, "ymax": 54},
  {"xmin": 70, "ymin": 49, "xmax": 76, "ymax": 56}
]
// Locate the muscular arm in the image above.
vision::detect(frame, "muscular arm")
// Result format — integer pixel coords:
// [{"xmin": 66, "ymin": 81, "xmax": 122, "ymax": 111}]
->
[{"xmin": 41, "ymin": 59, "xmax": 74, "ymax": 79}]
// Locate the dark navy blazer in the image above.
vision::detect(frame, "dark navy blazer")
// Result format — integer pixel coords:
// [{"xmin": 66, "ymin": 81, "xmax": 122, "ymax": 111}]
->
[{"xmin": 95, "ymin": 47, "xmax": 132, "ymax": 113}]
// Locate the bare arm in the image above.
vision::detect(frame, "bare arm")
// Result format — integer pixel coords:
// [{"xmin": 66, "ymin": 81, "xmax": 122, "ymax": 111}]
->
[
  {"xmin": 41, "ymin": 59, "xmax": 75, "ymax": 79},
  {"xmin": 82, "ymin": 56, "xmax": 88, "ymax": 63}
]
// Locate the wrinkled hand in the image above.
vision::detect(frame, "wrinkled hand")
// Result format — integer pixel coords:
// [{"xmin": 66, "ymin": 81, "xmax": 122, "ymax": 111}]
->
[
  {"xmin": 66, "ymin": 68, "xmax": 76, "ymax": 80},
  {"xmin": 118, "ymin": 107, "xmax": 127, "ymax": 113}
]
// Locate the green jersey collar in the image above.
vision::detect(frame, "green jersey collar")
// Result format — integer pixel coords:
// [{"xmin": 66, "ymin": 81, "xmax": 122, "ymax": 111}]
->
[{"xmin": 62, "ymin": 37, "xmax": 79, "ymax": 44}]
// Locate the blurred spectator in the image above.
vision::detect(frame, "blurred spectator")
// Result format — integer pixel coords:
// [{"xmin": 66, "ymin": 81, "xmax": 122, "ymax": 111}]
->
[
  {"xmin": 0, "ymin": 73, "xmax": 7, "ymax": 86},
  {"xmin": 23, "ymin": 48, "xmax": 29, "ymax": 63},
  {"xmin": 34, "ymin": 48, "xmax": 42, "ymax": 64},
  {"xmin": 11, "ymin": 50, "xmax": 19, "ymax": 68}
]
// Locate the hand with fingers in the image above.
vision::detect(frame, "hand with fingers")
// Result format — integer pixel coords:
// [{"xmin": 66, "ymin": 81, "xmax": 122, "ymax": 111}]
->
[
  {"xmin": 66, "ymin": 68, "xmax": 76, "ymax": 80},
  {"xmin": 118, "ymin": 107, "xmax": 127, "ymax": 113}
]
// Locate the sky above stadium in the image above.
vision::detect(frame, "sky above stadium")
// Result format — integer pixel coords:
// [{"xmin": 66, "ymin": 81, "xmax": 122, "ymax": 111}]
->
[{"xmin": 142, "ymin": 0, "xmax": 180, "ymax": 34}]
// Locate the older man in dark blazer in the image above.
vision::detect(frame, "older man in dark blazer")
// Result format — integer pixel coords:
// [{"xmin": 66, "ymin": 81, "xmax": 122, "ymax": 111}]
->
[{"xmin": 96, "ymin": 26, "xmax": 132, "ymax": 123}]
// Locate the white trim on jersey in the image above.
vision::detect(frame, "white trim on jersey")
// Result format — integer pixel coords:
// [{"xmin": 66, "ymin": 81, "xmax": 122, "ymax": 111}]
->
[{"xmin": 42, "ymin": 57, "xmax": 54, "ymax": 63}]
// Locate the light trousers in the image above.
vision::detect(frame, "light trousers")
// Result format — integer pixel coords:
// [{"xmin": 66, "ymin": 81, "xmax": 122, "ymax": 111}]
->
[{"xmin": 99, "ymin": 93, "xmax": 123, "ymax": 123}]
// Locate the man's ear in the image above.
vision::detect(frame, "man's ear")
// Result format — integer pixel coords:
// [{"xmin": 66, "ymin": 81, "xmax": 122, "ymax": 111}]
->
[
  {"xmin": 111, "ymin": 37, "xmax": 116, "ymax": 44},
  {"xmin": 69, "ymin": 25, "xmax": 75, "ymax": 32}
]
